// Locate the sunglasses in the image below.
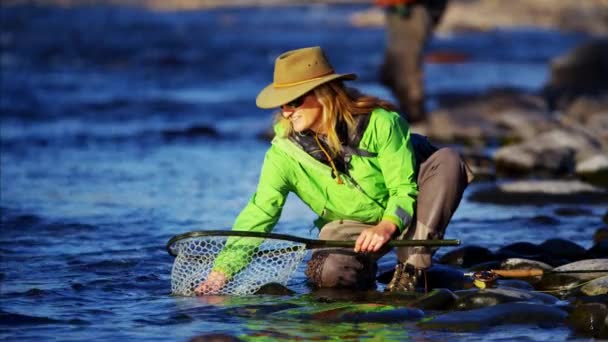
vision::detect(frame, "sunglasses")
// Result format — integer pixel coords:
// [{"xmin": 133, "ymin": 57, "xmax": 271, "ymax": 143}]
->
[{"xmin": 281, "ymin": 94, "xmax": 307, "ymax": 110}]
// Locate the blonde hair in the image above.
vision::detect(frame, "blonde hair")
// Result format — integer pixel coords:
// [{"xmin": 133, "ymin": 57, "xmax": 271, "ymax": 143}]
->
[{"xmin": 276, "ymin": 81, "xmax": 396, "ymax": 156}]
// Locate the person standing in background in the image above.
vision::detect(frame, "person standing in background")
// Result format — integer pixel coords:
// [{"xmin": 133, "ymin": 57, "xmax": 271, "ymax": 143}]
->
[{"xmin": 376, "ymin": 0, "xmax": 448, "ymax": 123}]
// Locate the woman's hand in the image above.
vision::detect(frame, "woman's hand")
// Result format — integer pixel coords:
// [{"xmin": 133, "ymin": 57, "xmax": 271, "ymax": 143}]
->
[
  {"xmin": 354, "ymin": 220, "xmax": 397, "ymax": 253},
  {"xmin": 194, "ymin": 270, "xmax": 228, "ymax": 296}
]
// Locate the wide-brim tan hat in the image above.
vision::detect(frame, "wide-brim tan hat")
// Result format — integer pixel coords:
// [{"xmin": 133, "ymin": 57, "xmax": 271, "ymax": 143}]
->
[{"xmin": 256, "ymin": 46, "xmax": 357, "ymax": 109}]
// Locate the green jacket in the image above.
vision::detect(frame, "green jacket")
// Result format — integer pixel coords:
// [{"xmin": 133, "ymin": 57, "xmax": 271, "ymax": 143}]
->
[{"xmin": 214, "ymin": 108, "xmax": 418, "ymax": 277}]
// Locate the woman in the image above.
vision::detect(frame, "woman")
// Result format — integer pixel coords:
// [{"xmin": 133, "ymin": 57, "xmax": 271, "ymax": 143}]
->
[{"xmin": 195, "ymin": 46, "xmax": 473, "ymax": 295}]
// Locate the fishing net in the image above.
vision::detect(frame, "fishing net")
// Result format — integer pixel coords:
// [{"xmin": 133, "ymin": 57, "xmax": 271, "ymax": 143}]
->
[{"xmin": 168, "ymin": 235, "xmax": 308, "ymax": 296}]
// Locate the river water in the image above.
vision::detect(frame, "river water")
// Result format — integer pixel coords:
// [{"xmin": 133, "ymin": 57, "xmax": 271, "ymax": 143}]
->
[{"xmin": 1, "ymin": 3, "xmax": 605, "ymax": 341}]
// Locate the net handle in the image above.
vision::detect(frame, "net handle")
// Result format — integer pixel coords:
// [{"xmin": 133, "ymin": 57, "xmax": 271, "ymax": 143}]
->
[{"xmin": 166, "ymin": 230, "xmax": 460, "ymax": 257}]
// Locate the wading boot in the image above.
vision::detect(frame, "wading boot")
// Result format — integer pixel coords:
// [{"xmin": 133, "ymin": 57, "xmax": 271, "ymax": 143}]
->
[{"xmin": 385, "ymin": 263, "xmax": 426, "ymax": 293}]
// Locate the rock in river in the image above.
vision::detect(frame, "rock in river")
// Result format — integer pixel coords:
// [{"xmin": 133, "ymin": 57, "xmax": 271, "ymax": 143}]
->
[{"xmin": 418, "ymin": 302, "xmax": 567, "ymax": 331}]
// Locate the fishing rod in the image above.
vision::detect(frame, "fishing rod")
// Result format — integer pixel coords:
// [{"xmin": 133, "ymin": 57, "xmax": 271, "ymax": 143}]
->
[
  {"xmin": 167, "ymin": 230, "xmax": 461, "ymax": 257},
  {"xmin": 464, "ymin": 268, "xmax": 608, "ymax": 289}
]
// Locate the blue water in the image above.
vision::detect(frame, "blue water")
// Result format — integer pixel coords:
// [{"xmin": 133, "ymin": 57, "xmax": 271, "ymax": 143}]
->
[{"xmin": 1, "ymin": 4, "xmax": 605, "ymax": 341}]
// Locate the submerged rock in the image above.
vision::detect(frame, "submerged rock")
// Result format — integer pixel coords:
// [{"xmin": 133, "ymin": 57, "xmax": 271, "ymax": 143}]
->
[
  {"xmin": 189, "ymin": 334, "xmax": 242, "ymax": 342},
  {"xmin": 294, "ymin": 302, "xmax": 424, "ymax": 324},
  {"xmin": 331, "ymin": 305, "xmax": 425, "ymax": 324},
  {"xmin": 310, "ymin": 288, "xmax": 420, "ymax": 306},
  {"xmin": 255, "ymin": 283, "xmax": 295, "ymax": 296},
  {"xmin": 409, "ymin": 288, "xmax": 458, "ymax": 311},
  {"xmin": 453, "ymin": 287, "xmax": 558, "ymax": 310},
  {"xmin": 418, "ymin": 302, "xmax": 567, "ymax": 331}
]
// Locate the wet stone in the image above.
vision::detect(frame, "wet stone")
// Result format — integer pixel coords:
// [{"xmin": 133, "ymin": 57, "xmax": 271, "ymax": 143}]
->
[
  {"xmin": 581, "ymin": 276, "xmax": 608, "ymax": 296},
  {"xmin": 438, "ymin": 246, "xmax": 496, "ymax": 268},
  {"xmin": 332, "ymin": 305, "xmax": 425, "ymax": 323},
  {"xmin": 566, "ymin": 302, "xmax": 608, "ymax": 338},
  {"xmin": 537, "ymin": 273, "xmax": 587, "ymax": 294},
  {"xmin": 496, "ymin": 242, "xmax": 544, "ymax": 260},
  {"xmin": 554, "ymin": 259, "xmax": 608, "ymax": 278},
  {"xmin": 425, "ymin": 264, "xmax": 468, "ymax": 291},
  {"xmin": 466, "ymin": 260, "xmax": 503, "ymax": 272},
  {"xmin": 189, "ymin": 334, "xmax": 243, "ymax": 342},
  {"xmin": 538, "ymin": 259, "xmax": 608, "ymax": 294},
  {"xmin": 495, "ymin": 279, "xmax": 535, "ymax": 291},
  {"xmin": 500, "ymin": 242, "xmax": 540, "ymax": 256},
  {"xmin": 538, "ymin": 238, "xmax": 587, "ymax": 262},
  {"xmin": 409, "ymin": 288, "xmax": 458, "ymax": 311},
  {"xmin": 418, "ymin": 302, "xmax": 567, "ymax": 331},
  {"xmin": 254, "ymin": 283, "xmax": 295, "ymax": 296},
  {"xmin": 453, "ymin": 287, "xmax": 558, "ymax": 311}
]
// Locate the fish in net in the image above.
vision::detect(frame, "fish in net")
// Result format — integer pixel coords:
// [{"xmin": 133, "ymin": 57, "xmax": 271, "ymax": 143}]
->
[{"xmin": 169, "ymin": 235, "xmax": 307, "ymax": 296}]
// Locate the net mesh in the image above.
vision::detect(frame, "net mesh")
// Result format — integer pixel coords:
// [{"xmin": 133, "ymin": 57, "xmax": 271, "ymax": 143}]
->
[{"xmin": 169, "ymin": 235, "xmax": 308, "ymax": 296}]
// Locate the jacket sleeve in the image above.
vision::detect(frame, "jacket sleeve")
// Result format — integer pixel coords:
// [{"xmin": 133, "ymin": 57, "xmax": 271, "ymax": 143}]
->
[
  {"xmin": 373, "ymin": 110, "xmax": 418, "ymax": 232},
  {"xmin": 213, "ymin": 147, "xmax": 291, "ymax": 278}
]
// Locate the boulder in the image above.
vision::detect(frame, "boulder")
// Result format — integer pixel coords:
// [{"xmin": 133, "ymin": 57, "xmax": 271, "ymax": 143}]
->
[
  {"xmin": 537, "ymin": 259, "xmax": 608, "ymax": 293},
  {"xmin": 563, "ymin": 95, "xmax": 608, "ymax": 146},
  {"xmin": 567, "ymin": 302, "xmax": 608, "ymax": 338},
  {"xmin": 418, "ymin": 302, "xmax": 567, "ymax": 331},
  {"xmin": 494, "ymin": 128, "xmax": 603, "ymax": 177},
  {"xmin": 581, "ymin": 276, "xmax": 608, "ymax": 296},
  {"xmin": 427, "ymin": 89, "xmax": 549, "ymax": 146},
  {"xmin": 469, "ymin": 180, "xmax": 608, "ymax": 205},
  {"xmin": 538, "ymin": 238, "xmax": 587, "ymax": 262},
  {"xmin": 438, "ymin": 246, "xmax": 496, "ymax": 268},
  {"xmin": 544, "ymin": 39, "xmax": 608, "ymax": 110},
  {"xmin": 496, "ymin": 243, "xmax": 545, "ymax": 260}
]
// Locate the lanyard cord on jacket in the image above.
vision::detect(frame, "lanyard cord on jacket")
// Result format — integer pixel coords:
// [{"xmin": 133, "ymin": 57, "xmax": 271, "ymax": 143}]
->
[
  {"xmin": 289, "ymin": 112, "xmax": 439, "ymax": 184},
  {"xmin": 313, "ymin": 133, "xmax": 343, "ymax": 184},
  {"xmin": 290, "ymin": 114, "xmax": 373, "ymax": 184}
]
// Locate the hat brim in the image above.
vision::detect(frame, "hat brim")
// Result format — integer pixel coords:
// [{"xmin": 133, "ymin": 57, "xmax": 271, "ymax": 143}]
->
[{"xmin": 255, "ymin": 73, "xmax": 357, "ymax": 109}]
